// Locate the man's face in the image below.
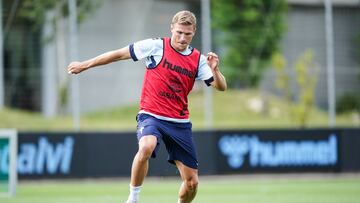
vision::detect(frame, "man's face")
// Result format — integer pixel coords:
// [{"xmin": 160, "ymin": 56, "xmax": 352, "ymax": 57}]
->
[{"xmin": 170, "ymin": 23, "xmax": 195, "ymax": 52}]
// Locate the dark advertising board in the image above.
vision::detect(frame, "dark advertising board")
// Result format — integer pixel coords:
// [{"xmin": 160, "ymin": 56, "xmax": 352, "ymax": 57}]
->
[
  {"xmin": 17, "ymin": 132, "xmax": 137, "ymax": 179},
  {"xmin": 341, "ymin": 129, "xmax": 360, "ymax": 172},
  {"xmin": 216, "ymin": 130, "xmax": 341, "ymax": 173},
  {"xmin": 17, "ymin": 132, "xmax": 181, "ymax": 179},
  {"xmin": 10, "ymin": 128, "xmax": 360, "ymax": 179}
]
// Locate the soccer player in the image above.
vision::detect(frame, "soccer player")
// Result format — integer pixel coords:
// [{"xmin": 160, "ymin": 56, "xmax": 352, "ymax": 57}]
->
[{"xmin": 67, "ymin": 10, "xmax": 227, "ymax": 203}]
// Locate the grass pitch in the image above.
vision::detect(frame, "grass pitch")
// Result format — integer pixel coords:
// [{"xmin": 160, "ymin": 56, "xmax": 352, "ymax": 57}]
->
[{"xmin": 1, "ymin": 174, "xmax": 359, "ymax": 203}]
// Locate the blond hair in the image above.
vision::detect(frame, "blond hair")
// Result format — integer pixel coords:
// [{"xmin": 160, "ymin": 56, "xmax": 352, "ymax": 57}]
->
[{"xmin": 171, "ymin": 10, "xmax": 197, "ymax": 29}]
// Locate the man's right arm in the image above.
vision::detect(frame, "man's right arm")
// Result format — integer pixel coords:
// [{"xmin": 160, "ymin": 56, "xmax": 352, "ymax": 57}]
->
[{"xmin": 67, "ymin": 46, "xmax": 131, "ymax": 74}]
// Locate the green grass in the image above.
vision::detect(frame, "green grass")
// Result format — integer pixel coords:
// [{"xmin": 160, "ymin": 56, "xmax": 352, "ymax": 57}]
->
[
  {"xmin": 0, "ymin": 89, "xmax": 359, "ymax": 131},
  {"xmin": 0, "ymin": 175, "xmax": 360, "ymax": 203},
  {"xmin": 0, "ymin": 181, "xmax": 8, "ymax": 194}
]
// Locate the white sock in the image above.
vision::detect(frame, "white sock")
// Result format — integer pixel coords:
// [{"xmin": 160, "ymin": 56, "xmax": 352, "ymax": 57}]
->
[{"xmin": 128, "ymin": 184, "xmax": 142, "ymax": 202}]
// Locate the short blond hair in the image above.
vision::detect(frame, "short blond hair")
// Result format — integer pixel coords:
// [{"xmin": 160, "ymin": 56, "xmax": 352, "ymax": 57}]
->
[{"xmin": 171, "ymin": 10, "xmax": 197, "ymax": 28}]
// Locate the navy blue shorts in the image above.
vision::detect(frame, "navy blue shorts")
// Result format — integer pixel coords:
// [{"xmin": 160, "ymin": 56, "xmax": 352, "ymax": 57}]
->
[{"xmin": 136, "ymin": 113, "xmax": 198, "ymax": 169}]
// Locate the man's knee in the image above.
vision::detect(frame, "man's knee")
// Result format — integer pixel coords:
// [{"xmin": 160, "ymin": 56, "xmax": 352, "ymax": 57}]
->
[
  {"xmin": 137, "ymin": 136, "xmax": 157, "ymax": 162},
  {"xmin": 136, "ymin": 145, "xmax": 153, "ymax": 161},
  {"xmin": 184, "ymin": 177, "xmax": 198, "ymax": 191}
]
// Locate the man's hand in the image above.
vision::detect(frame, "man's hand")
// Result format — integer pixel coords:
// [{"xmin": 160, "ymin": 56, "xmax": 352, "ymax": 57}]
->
[
  {"xmin": 67, "ymin": 61, "xmax": 87, "ymax": 75},
  {"xmin": 206, "ymin": 52, "xmax": 227, "ymax": 91},
  {"xmin": 206, "ymin": 52, "xmax": 219, "ymax": 71}
]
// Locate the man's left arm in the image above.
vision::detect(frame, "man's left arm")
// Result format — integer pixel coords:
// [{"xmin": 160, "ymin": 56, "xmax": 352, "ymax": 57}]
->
[{"xmin": 207, "ymin": 52, "xmax": 227, "ymax": 91}]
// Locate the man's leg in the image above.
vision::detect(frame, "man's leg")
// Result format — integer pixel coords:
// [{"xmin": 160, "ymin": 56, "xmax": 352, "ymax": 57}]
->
[
  {"xmin": 126, "ymin": 135, "xmax": 157, "ymax": 203},
  {"xmin": 175, "ymin": 160, "xmax": 199, "ymax": 203}
]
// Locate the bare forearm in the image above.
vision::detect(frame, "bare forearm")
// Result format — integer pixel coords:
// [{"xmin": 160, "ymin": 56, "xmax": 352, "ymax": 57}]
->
[
  {"xmin": 67, "ymin": 46, "xmax": 131, "ymax": 74},
  {"xmin": 212, "ymin": 68, "xmax": 227, "ymax": 91},
  {"xmin": 86, "ymin": 48, "xmax": 130, "ymax": 68}
]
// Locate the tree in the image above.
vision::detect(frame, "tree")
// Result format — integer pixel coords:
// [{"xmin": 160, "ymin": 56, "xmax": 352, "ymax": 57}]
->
[
  {"xmin": 357, "ymin": 34, "xmax": 360, "ymax": 80},
  {"xmin": 212, "ymin": 0, "xmax": 288, "ymax": 87},
  {"xmin": 12, "ymin": 0, "xmax": 100, "ymax": 30},
  {"xmin": 272, "ymin": 50, "xmax": 318, "ymax": 128},
  {"xmin": 2, "ymin": 0, "xmax": 100, "ymax": 111}
]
